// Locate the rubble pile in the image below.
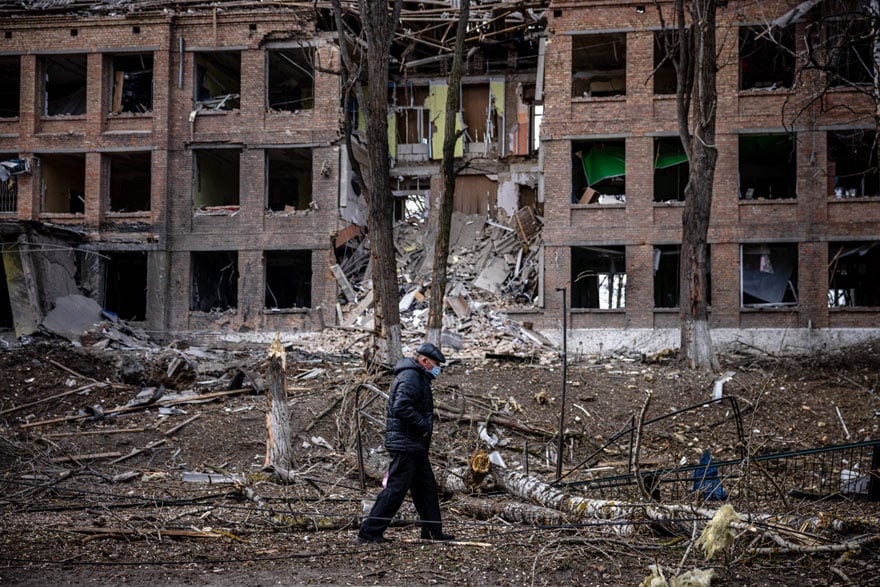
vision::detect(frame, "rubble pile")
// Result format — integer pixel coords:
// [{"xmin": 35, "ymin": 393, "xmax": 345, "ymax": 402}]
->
[{"xmin": 333, "ymin": 206, "xmax": 557, "ymax": 362}]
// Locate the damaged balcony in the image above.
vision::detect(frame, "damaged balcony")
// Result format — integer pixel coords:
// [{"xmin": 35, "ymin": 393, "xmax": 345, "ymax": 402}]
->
[
  {"xmin": 106, "ymin": 151, "xmax": 151, "ymax": 216},
  {"xmin": 38, "ymin": 153, "xmax": 86, "ymax": 216},
  {"xmin": 193, "ymin": 148, "xmax": 240, "ymax": 215},
  {"xmin": 267, "ymin": 47, "xmax": 314, "ymax": 113},
  {"xmin": 266, "ymin": 148, "xmax": 312, "ymax": 214},
  {"xmin": 390, "ymin": 83, "xmax": 431, "ymax": 162},
  {"xmin": 264, "ymin": 250, "xmax": 311, "ymax": 312}
]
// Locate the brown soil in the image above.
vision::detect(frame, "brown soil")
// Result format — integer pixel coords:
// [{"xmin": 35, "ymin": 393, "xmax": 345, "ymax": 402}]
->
[{"xmin": 1, "ymin": 336, "xmax": 878, "ymax": 586}]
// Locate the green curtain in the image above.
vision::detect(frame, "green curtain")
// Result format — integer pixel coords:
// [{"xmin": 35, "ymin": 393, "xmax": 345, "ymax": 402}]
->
[{"xmin": 581, "ymin": 143, "xmax": 688, "ymax": 186}]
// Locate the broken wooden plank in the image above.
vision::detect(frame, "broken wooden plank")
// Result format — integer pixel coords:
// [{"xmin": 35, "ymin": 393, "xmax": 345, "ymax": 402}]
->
[
  {"xmin": 109, "ymin": 439, "xmax": 167, "ymax": 464},
  {"xmin": 330, "ymin": 263, "xmax": 358, "ymax": 303},
  {"xmin": 0, "ymin": 382, "xmax": 104, "ymax": 416},
  {"xmin": 43, "ymin": 427, "xmax": 147, "ymax": 438},
  {"xmin": 48, "ymin": 452, "xmax": 122, "ymax": 463},
  {"xmin": 164, "ymin": 414, "xmax": 201, "ymax": 436}
]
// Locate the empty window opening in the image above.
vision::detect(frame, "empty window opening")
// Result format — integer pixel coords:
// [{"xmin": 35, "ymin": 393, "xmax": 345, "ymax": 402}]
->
[
  {"xmin": 511, "ymin": 83, "xmax": 541, "ymax": 156},
  {"xmin": 110, "ymin": 53, "xmax": 153, "ymax": 114},
  {"xmin": 828, "ymin": 242, "xmax": 880, "ymax": 307},
  {"xmin": 267, "ymin": 47, "xmax": 314, "ymax": 112},
  {"xmin": 572, "ymin": 33, "xmax": 627, "ymax": 98},
  {"xmin": 39, "ymin": 153, "xmax": 86, "ymax": 214},
  {"xmin": 190, "ymin": 251, "xmax": 238, "ymax": 312},
  {"xmin": 1, "ymin": 154, "xmax": 27, "ymax": 213},
  {"xmin": 392, "ymin": 177, "xmax": 429, "ymax": 222},
  {"xmin": 739, "ymin": 134, "xmax": 797, "ymax": 200},
  {"xmin": 654, "ymin": 137, "xmax": 689, "ymax": 202},
  {"xmin": 739, "ymin": 26, "xmax": 795, "ymax": 91},
  {"xmin": 0, "ymin": 56, "xmax": 20, "ymax": 117},
  {"xmin": 265, "ymin": 250, "xmax": 312, "ymax": 310},
  {"xmin": 654, "ymin": 245, "xmax": 680, "ymax": 308},
  {"xmin": 195, "ymin": 52, "xmax": 241, "ymax": 111},
  {"xmin": 267, "ymin": 148, "xmax": 312, "ymax": 212},
  {"xmin": 653, "ymin": 31, "xmax": 677, "ymax": 95},
  {"xmin": 827, "ymin": 18, "xmax": 872, "ymax": 87},
  {"xmin": 108, "ymin": 151, "xmax": 151, "ymax": 212},
  {"xmin": 193, "ymin": 149, "xmax": 240, "ymax": 209},
  {"xmin": 572, "ymin": 139, "xmax": 626, "ymax": 204},
  {"xmin": 104, "ymin": 252, "xmax": 147, "ymax": 321},
  {"xmin": 390, "ymin": 83, "xmax": 430, "ymax": 160},
  {"xmin": 571, "ymin": 246, "xmax": 626, "ymax": 309},
  {"xmin": 828, "ymin": 129, "xmax": 878, "ymax": 197},
  {"xmin": 43, "ymin": 54, "xmax": 87, "ymax": 116},
  {"xmin": 462, "ymin": 83, "xmax": 501, "ymax": 152},
  {"xmin": 741, "ymin": 243, "xmax": 798, "ymax": 307}
]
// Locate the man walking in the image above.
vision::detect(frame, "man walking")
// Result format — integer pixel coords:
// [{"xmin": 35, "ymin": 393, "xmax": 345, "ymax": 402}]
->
[{"xmin": 357, "ymin": 342, "xmax": 455, "ymax": 543}]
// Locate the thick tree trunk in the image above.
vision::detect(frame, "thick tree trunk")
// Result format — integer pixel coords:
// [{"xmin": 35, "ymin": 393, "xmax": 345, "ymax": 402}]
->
[
  {"xmin": 677, "ymin": 0, "xmax": 719, "ymax": 371},
  {"xmin": 426, "ymin": 0, "xmax": 469, "ymax": 348},
  {"xmin": 359, "ymin": 0, "xmax": 403, "ymax": 364},
  {"xmin": 264, "ymin": 335, "xmax": 292, "ymax": 475}
]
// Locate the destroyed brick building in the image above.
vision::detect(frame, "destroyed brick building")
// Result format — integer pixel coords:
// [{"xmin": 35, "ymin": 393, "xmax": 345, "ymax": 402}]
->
[{"xmin": 0, "ymin": 0, "xmax": 878, "ymax": 351}]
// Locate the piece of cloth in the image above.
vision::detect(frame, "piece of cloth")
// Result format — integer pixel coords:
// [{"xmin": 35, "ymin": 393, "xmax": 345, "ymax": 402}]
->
[
  {"xmin": 384, "ymin": 358, "xmax": 434, "ymax": 455},
  {"xmin": 358, "ymin": 451, "xmax": 444, "ymax": 540}
]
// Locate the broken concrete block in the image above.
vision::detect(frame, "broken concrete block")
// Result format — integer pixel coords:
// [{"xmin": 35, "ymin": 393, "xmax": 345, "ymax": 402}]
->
[
  {"xmin": 474, "ymin": 257, "xmax": 510, "ymax": 294},
  {"xmin": 40, "ymin": 294, "xmax": 103, "ymax": 342}
]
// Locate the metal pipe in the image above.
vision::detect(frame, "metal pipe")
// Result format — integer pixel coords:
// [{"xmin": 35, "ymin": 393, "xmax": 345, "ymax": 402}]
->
[{"xmin": 555, "ymin": 286, "xmax": 567, "ymax": 481}]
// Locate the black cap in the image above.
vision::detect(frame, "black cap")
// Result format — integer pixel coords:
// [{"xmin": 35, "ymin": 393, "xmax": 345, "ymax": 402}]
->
[{"xmin": 416, "ymin": 342, "xmax": 446, "ymax": 364}]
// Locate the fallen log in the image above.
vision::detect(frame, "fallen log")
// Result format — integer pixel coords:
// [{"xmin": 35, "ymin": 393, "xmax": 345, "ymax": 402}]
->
[{"xmin": 452, "ymin": 495, "xmax": 574, "ymax": 526}]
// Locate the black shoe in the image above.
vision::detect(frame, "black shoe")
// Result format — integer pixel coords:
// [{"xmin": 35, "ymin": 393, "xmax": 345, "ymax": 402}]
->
[
  {"xmin": 421, "ymin": 532, "xmax": 455, "ymax": 541},
  {"xmin": 357, "ymin": 534, "xmax": 392, "ymax": 544}
]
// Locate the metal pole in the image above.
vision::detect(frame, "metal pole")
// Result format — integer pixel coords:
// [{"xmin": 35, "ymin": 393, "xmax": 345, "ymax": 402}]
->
[{"xmin": 555, "ymin": 287, "xmax": 568, "ymax": 482}]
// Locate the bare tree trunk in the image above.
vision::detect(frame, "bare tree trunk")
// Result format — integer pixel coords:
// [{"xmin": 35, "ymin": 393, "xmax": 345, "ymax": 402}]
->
[
  {"xmin": 426, "ymin": 0, "xmax": 469, "ymax": 347},
  {"xmin": 675, "ymin": 0, "xmax": 720, "ymax": 371},
  {"xmin": 358, "ymin": 0, "xmax": 403, "ymax": 364},
  {"xmin": 264, "ymin": 335, "xmax": 292, "ymax": 475}
]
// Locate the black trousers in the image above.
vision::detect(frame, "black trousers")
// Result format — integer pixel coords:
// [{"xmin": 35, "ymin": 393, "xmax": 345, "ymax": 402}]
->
[{"xmin": 358, "ymin": 450, "xmax": 443, "ymax": 539}]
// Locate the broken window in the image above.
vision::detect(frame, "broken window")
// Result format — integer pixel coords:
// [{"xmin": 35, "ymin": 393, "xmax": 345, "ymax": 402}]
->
[
  {"xmin": 267, "ymin": 47, "xmax": 315, "ymax": 112},
  {"xmin": 103, "ymin": 252, "xmax": 147, "ymax": 321},
  {"xmin": 826, "ymin": 18, "xmax": 872, "ymax": 87},
  {"xmin": 653, "ymin": 245, "xmax": 712, "ymax": 308},
  {"xmin": 511, "ymin": 83, "xmax": 541, "ymax": 156},
  {"xmin": 0, "ymin": 154, "xmax": 25, "ymax": 213},
  {"xmin": 390, "ymin": 83, "xmax": 431, "ymax": 160},
  {"xmin": 739, "ymin": 133, "xmax": 797, "ymax": 200},
  {"xmin": 741, "ymin": 243, "xmax": 798, "ymax": 307},
  {"xmin": 654, "ymin": 137, "xmax": 689, "ymax": 202},
  {"xmin": 265, "ymin": 250, "xmax": 312, "ymax": 310},
  {"xmin": 739, "ymin": 25, "xmax": 795, "ymax": 91},
  {"xmin": 572, "ymin": 139, "xmax": 626, "ymax": 204},
  {"xmin": 571, "ymin": 246, "xmax": 626, "ymax": 309},
  {"xmin": 107, "ymin": 151, "xmax": 151, "ymax": 212},
  {"xmin": 109, "ymin": 53, "xmax": 153, "ymax": 114},
  {"xmin": 828, "ymin": 242, "xmax": 880, "ymax": 307},
  {"xmin": 266, "ymin": 148, "xmax": 313, "ymax": 212},
  {"xmin": 39, "ymin": 153, "xmax": 86, "ymax": 214},
  {"xmin": 190, "ymin": 251, "xmax": 238, "ymax": 312},
  {"xmin": 827, "ymin": 129, "xmax": 878, "ymax": 198},
  {"xmin": 571, "ymin": 33, "xmax": 626, "ymax": 98},
  {"xmin": 193, "ymin": 149, "xmax": 240, "ymax": 209},
  {"xmin": 653, "ymin": 31, "xmax": 677, "ymax": 95},
  {"xmin": 0, "ymin": 56, "xmax": 20, "ymax": 117},
  {"xmin": 194, "ymin": 51, "xmax": 241, "ymax": 111},
  {"xmin": 43, "ymin": 54, "xmax": 87, "ymax": 116}
]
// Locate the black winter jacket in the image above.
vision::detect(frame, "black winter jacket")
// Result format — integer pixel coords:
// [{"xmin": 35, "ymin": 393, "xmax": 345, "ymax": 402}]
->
[{"xmin": 384, "ymin": 358, "xmax": 434, "ymax": 455}]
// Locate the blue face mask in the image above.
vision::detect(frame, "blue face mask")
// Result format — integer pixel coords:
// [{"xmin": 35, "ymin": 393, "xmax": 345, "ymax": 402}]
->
[{"xmin": 430, "ymin": 365, "xmax": 441, "ymax": 378}]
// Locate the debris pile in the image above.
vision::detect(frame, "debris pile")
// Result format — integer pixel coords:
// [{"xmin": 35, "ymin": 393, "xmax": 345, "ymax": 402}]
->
[{"xmin": 333, "ymin": 206, "xmax": 556, "ymax": 361}]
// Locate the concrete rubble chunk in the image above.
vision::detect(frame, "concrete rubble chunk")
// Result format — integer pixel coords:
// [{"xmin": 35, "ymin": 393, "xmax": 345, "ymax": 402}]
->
[{"xmin": 40, "ymin": 294, "xmax": 104, "ymax": 342}]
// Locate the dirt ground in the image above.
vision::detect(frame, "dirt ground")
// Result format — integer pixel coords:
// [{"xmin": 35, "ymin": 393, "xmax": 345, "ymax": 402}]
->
[{"xmin": 1, "ymin": 333, "xmax": 879, "ymax": 586}]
